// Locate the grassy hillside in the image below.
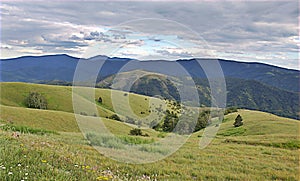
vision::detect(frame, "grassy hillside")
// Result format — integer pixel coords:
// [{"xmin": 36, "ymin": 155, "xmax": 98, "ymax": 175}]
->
[
  {"xmin": 0, "ymin": 105, "xmax": 158, "ymax": 138},
  {"xmin": 0, "ymin": 105, "xmax": 79, "ymax": 132},
  {"xmin": 0, "ymin": 108, "xmax": 298, "ymax": 180},
  {"xmin": 0, "ymin": 82, "xmax": 299, "ymax": 180},
  {"xmin": 0, "ymin": 82, "xmax": 165, "ymax": 120}
]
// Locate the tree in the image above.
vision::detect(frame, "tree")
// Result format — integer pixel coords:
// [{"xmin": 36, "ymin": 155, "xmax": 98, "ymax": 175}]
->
[
  {"xmin": 97, "ymin": 97, "xmax": 102, "ymax": 103},
  {"xmin": 25, "ymin": 92, "xmax": 48, "ymax": 109},
  {"xmin": 233, "ymin": 114, "xmax": 243, "ymax": 127},
  {"xmin": 162, "ymin": 111, "xmax": 179, "ymax": 132},
  {"xmin": 195, "ymin": 112, "xmax": 209, "ymax": 132}
]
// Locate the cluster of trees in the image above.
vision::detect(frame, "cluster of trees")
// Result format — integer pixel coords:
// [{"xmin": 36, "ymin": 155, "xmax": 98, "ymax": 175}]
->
[
  {"xmin": 149, "ymin": 108, "xmax": 244, "ymax": 134},
  {"xmin": 25, "ymin": 92, "xmax": 48, "ymax": 109},
  {"xmin": 151, "ymin": 110, "xmax": 211, "ymax": 134}
]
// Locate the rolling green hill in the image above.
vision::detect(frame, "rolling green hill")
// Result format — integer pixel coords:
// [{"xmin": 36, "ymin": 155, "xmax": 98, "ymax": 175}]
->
[
  {"xmin": 0, "ymin": 82, "xmax": 299, "ymax": 180},
  {"xmin": 0, "ymin": 82, "xmax": 164, "ymax": 120}
]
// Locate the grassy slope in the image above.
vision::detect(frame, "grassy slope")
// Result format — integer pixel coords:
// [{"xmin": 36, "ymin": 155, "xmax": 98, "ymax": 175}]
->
[
  {"xmin": 0, "ymin": 82, "xmax": 162, "ymax": 119},
  {"xmin": 0, "ymin": 105, "xmax": 158, "ymax": 138},
  {"xmin": 0, "ymin": 109, "xmax": 298, "ymax": 180},
  {"xmin": 0, "ymin": 83, "xmax": 299, "ymax": 180}
]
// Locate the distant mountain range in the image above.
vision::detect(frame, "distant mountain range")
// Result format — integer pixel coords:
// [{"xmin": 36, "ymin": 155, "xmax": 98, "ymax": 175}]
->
[{"xmin": 1, "ymin": 54, "xmax": 299, "ymax": 119}]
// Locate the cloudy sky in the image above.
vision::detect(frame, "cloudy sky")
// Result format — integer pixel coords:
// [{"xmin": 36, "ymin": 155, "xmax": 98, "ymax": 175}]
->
[{"xmin": 1, "ymin": 1, "xmax": 299, "ymax": 69}]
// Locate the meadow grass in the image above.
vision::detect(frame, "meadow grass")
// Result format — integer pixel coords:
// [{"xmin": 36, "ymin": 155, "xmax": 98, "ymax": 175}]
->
[
  {"xmin": 0, "ymin": 109, "xmax": 298, "ymax": 180},
  {"xmin": 0, "ymin": 124, "xmax": 58, "ymax": 135}
]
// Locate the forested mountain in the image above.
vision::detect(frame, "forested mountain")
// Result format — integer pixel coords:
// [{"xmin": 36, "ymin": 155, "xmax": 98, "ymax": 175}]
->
[
  {"xmin": 98, "ymin": 72, "xmax": 299, "ymax": 119},
  {"xmin": 1, "ymin": 54, "xmax": 299, "ymax": 119}
]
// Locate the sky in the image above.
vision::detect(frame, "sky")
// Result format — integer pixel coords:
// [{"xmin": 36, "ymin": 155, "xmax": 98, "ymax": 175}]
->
[{"xmin": 0, "ymin": 1, "xmax": 299, "ymax": 69}]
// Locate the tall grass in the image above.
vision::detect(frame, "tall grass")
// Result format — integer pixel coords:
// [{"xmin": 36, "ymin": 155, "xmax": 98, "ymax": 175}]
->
[
  {"xmin": 0, "ymin": 124, "xmax": 58, "ymax": 135},
  {"xmin": 86, "ymin": 133, "xmax": 155, "ymax": 149}
]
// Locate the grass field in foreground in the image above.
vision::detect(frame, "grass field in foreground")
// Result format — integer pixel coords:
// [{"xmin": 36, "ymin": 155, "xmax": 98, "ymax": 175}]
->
[{"xmin": 0, "ymin": 108, "xmax": 298, "ymax": 180}]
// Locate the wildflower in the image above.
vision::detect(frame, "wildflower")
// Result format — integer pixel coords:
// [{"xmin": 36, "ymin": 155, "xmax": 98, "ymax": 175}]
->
[
  {"xmin": 1, "ymin": 166, "xmax": 6, "ymax": 170},
  {"xmin": 25, "ymin": 173, "xmax": 28, "ymax": 176},
  {"xmin": 96, "ymin": 176, "xmax": 109, "ymax": 180},
  {"xmin": 41, "ymin": 160, "xmax": 47, "ymax": 163},
  {"xmin": 18, "ymin": 163, "xmax": 21, "ymax": 167},
  {"xmin": 8, "ymin": 172, "xmax": 13, "ymax": 175}
]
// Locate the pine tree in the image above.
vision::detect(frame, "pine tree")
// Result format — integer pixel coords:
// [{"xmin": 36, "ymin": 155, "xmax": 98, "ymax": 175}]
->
[{"xmin": 233, "ymin": 114, "xmax": 243, "ymax": 127}]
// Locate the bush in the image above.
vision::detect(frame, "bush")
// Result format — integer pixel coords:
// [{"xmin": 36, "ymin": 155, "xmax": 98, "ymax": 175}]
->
[
  {"xmin": 129, "ymin": 128, "xmax": 143, "ymax": 136},
  {"xmin": 97, "ymin": 97, "xmax": 102, "ymax": 103},
  {"xmin": 25, "ymin": 92, "xmax": 48, "ymax": 109},
  {"xmin": 109, "ymin": 114, "xmax": 122, "ymax": 122},
  {"xmin": 80, "ymin": 112, "xmax": 88, "ymax": 116}
]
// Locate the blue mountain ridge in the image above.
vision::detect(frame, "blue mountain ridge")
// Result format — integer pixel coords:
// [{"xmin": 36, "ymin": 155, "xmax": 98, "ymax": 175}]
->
[{"xmin": 1, "ymin": 54, "xmax": 298, "ymax": 92}]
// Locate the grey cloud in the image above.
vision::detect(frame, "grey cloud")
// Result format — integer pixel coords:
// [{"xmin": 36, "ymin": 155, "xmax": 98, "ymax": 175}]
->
[
  {"xmin": 156, "ymin": 50, "xmax": 193, "ymax": 58},
  {"xmin": 1, "ymin": 1, "xmax": 298, "ymax": 69}
]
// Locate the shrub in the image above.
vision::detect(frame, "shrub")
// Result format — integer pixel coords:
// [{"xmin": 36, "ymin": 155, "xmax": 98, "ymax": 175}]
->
[
  {"xmin": 109, "ymin": 114, "xmax": 122, "ymax": 122},
  {"xmin": 86, "ymin": 133, "xmax": 124, "ymax": 149},
  {"xmin": 119, "ymin": 135, "xmax": 153, "ymax": 144},
  {"xmin": 97, "ymin": 97, "xmax": 102, "ymax": 103},
  {"xmin": 25, "ymin": 92, "xmax": 48, "ymax": 109},
  {"xmin": 80, "ymin": 112, "xmax": 88, "ymax": 116},
  {"xmin": 129, "ymin": 128, "xmax": 143, "ymax": 136},
  {"xmin": 125, "ymin": 116, "xmax": 136, "ymax": 124}
]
